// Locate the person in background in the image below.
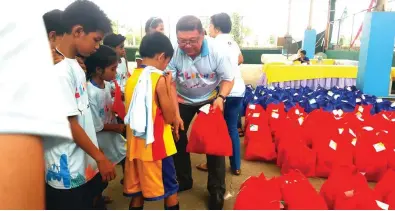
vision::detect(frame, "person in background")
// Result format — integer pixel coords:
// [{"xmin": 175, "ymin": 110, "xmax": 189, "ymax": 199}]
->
[
  {"xmin": 124, "ymin": 32, "xmax": 179, "ymax": 210},
  {"xmin": 294, "ymin": 49, "xmax": 310, "ymax": 64},
  {"xmin": 145, "ymin": 17, "xmax": 165, "ymax": 34},
  {"xmin": 196, "ymin": 13, "xmax": 245, "ymax": 176},
  {"xmin": 135, "ymin": 17, "xmax": 166, "ymax": 69},
  {"xmin": 168, "ymin": 15, "xmax": 234, "ymax": 210},
  {"xmin": 43, "ymin": 9, "xmax": 87, "ymax": 71},
  {"xmin": 43, "ymin": 9, "xmax": 64, "ymax": 50},
  {"xmin": 44, "ymin": 0, "xmax": 115, "ymax": 209},
  {"xmin": 104, "ymin": 33, "xmax": 129, "ymax": 95},
  {"xmin": 0, "ymin": 3, "xmax": 73, "ymax": 209}
]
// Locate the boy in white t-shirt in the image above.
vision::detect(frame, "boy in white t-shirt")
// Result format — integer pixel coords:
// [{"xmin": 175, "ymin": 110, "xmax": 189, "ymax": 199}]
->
[
  {"xmin": 0, "ymin": 4, "xmax": 72, "ymax": 209},
  {"xmin": 103, "ymin": 33, "xmax": 129, "ymax": 96},
  {"xmin": 44, "ymin": 0, "xmax": 115, "ymax": 209}
]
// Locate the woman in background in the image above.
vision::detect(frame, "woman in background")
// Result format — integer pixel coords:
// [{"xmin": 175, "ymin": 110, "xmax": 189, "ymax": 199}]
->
[{"xmin": 196, "ymin": 13, "xmax": 245, "ymax": 176}]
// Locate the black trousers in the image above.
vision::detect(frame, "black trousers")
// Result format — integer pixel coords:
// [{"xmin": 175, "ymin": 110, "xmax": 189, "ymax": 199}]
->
[{"xmin": 172, "ymin": 103, "xmax": 226, "ymax": 197}]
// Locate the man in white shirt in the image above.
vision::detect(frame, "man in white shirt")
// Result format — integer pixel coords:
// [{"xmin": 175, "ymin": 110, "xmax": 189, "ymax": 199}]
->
[{"xmin": 0, "ymin": 4, "xmax": 72, "ymax": 210}]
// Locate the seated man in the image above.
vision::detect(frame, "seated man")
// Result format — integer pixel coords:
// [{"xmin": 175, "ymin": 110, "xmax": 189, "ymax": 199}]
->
[{"xmin": 294, "ymin": 50, "xmax": 310, "ymax": 65}]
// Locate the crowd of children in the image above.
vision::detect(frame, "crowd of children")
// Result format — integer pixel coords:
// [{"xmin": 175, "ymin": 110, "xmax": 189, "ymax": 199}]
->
[{"xmin": 39, "ymin": 0, "xmax": 180, "ymax": 210}]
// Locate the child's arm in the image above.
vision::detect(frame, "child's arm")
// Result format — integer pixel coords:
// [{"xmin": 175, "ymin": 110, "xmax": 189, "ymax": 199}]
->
[
  {"xmin": 103, "ymin": 124, "xmax": 125, "ymax": 134},
  {"xmin": 68, "ymin": 116, "xmax": 116, "ymax": 182},
  {"xmin": 156, "ymin": 74, "xmax": 176, "ymax": 124}
]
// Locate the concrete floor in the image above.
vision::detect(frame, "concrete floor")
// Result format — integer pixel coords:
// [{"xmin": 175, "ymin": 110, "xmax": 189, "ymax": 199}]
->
[{"xmin": 104, "ymin": 137, "xmax": 339, "ymax": 210}]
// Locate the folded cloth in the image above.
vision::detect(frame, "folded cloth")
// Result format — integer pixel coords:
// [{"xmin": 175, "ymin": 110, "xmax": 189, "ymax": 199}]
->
[{"xmin": 124, "ymin": 66, "xmax": 163, "ymax": 145}]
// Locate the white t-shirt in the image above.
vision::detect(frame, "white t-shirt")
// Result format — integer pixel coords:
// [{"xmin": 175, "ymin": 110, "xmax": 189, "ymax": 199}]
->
[
  {"xmin": 112, "ymin": 57, "xmax": 128, "ymax": 93},
  {"xmin": 215, "ymin": 34, "xmax": 245, "ymax": 97},
  {"xmin": 0, "ymin": 4, "xmax": 72, "ymax": 139},
  {"xmin": 44, "ymin": 58, "xmax": 99, "ymax": 189},
  {"xmin": 87, "ymin": 81, "xmax": 126, "ymax": 164}
]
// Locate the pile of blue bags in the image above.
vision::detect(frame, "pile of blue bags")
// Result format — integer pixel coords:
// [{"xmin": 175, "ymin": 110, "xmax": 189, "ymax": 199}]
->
[{"xmin": 242, "ymin": 85, "xmax": 395, "ymax": 115}]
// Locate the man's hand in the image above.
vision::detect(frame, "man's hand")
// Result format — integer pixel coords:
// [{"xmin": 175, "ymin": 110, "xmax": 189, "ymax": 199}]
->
[
  {"xmin": 172, "ymin": 115, "xmax": 184, "ymax": 141},
  {"xmin": 114, "ymin": 124, "xmax": 126, "ymax": 134},
  {"xmin": 212, "ymin": 97, "xmax": 225, "ymax": 112},
  {"xmin": 96, "ymin": 156, "xmax": 116, "ymax": 182},
  {"xmin": 52, "ymin": 49, "xmax": 64, "ymax": 65}
]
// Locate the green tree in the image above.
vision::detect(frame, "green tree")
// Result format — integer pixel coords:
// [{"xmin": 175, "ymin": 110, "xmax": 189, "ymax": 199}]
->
[
  {"xmin": 111, "ymin": 20, "xmax": 119, "ymax": 34},
  {"xmin": 230, "ymin": 13, "xmax": 242, "ymax": 46}
]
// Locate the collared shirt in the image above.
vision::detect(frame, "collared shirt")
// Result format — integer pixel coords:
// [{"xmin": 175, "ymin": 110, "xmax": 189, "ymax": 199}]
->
[
  {"xmin": 214, "ymin": 34, "xmax": 245, "ymax": 97},
  {"xmin": 167, "ymin": 38, "xmax": 234, "ymax": 105}
]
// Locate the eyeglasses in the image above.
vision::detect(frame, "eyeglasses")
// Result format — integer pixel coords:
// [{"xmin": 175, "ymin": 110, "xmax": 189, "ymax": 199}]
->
[{"xmin": 177, "ymin": 39, "xmax": 200, "ymax": 46}]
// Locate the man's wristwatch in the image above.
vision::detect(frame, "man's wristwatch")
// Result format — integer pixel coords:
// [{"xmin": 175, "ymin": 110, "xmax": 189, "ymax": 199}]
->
[{"xmin": 217, "ymin": 94, "xmax": 226, "ymax": 102}]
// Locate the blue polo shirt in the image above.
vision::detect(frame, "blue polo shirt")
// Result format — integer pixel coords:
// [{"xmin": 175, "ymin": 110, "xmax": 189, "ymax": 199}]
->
[{"xmin": 167, "ymin": 38, "xmax": 234, "ymax": 105}]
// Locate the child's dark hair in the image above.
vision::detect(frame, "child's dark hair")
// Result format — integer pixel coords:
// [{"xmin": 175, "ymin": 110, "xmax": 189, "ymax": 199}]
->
[
  {"xmin": 43, "ymin": 9, "xmax": 65, "ymax": 36},
  {"xmin": 145, "ymin": 17, "xmax": 164, "ymax": 34},
  {"xmin": 301, "ymin": 50, "xmax": 307, "ymax": 55},
  {"xmin": 84, "ymin": 45, "xmax": 118, "ymax": 80},
  {"xmin": 103, "ymin": 33, "xmax": 126, "ymax": 48},
  {"xmin": 176, "ymin": 15, "xmax": 203, "ymax": 34},
  {"xmin": 210, "ymin": 13, "xmax": 232, "ymax": 34},
  {"xmin": 139, "ymin": 32, "xmax": 174, "ymax": 59},
  {"xmin": 62, "ymin": 0, "xmax": 112, "ymax": 35}
]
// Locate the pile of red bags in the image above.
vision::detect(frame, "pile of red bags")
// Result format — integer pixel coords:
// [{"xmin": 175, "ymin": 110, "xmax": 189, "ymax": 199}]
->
[
  {"xmin": 187, "ymin": 106, "xmax": 232, "ymax": 156},
  {"xmin": 243, "ymin": 102, "xmax": 395, "ymax": 181},
  {"xmin": 235, "ymin": 170, "xmax": 327, "ymax": 210}
]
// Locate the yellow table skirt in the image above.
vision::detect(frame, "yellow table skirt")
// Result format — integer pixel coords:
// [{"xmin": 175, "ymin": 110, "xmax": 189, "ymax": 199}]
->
[{"xmin": 263, "ymin": 64, "xmax": 395, "ymax": 84}]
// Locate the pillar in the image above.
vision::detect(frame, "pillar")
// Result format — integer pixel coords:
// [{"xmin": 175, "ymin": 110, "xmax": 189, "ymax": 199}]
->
[
  {"xmin": 357, "ymin": 12, "xmax": 395, "ymax": 97},
  {"xmin": 303, "ymin": 0, "xmax": 317, "ymax": 58}
]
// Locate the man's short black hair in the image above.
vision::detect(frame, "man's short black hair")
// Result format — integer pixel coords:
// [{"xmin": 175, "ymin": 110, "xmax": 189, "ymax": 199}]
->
[
  {"xmin": 176, "ymin": 15, "xmax": 203, "ymax": 34},
  {"xmin": 210, "ymin": 13, "xmax": 232, "ymax": 34},
  {"xmin": 85, "ymin": 45, "xmax": 118, "ymax": 80},
  {"xmin": 62, "ymin": 0, "xmax": 112, "ymax": 34},
  {"xmin": 43, "ymin": 9, "xmax": 65, "ymax": 36},
  {"xmin": 145, "ymin": 17, "xmax": 164, "ymax": 34},
  {"xmin": 301, "ymin": 50, "xmax": 307, "ymax": 55},
  {"xmin": 103, "ymin": 33, "xmax": 126, "ymax": 48},
  {"xmin": 139, "ymin": 32, "xmax": 174, "ymax": 59}
]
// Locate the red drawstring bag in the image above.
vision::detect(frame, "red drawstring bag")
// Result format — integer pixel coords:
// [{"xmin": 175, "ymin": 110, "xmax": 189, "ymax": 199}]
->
[
  {"xmin": 334, "ymin": 188, "xmax": 381, "ymax": 210},
  {"xmin": 276, "ymin": 133, "xmax": 305, "ymax": 167},
  {"xmin": 320, "ymin": 165, "xmax": 370, "ymax": 209},
  {"xmin": 234, "ymin": 174, "xmax": 282, "ymax": 210},
  {"xmin": 303, "ymin": 109, "xmax": 332, "ymax": 147},
  {"xmin": 266, "ymin": 103, "xmax": 286, "ymax": 138},
  {"xmin": 244, "ymin": 118, "xmax": 276, "ymax": 161},
  {"xmin": 355, "ymin": 127, "xmax": 388, "ymax": 182},
  {"xmin": 280, "ymin": 145, "xmax": 316, "ymax": 177},
  {"xmin": 275, "ymin": 106, "xmax": 307, "ymax": 148},
  {"xmin": 374, "ymin": 169, "xmax": 395, "ymax": 202},
  {"xmin": 244, "ymin": 105, "xmax": 269, "ymax": 147},
  {"xmin": 187, "ymin": 107, "xmax": 232, "ymax": 156},
  {"xmin": 112, "ymin": 80, "xmax": 126, "ymax": 121},
  {"xmin": 385, "ymin": 191, "xmax": 395, "ymax": 209},
  {"xmin": 314, "ymin": 134, "xmax": 354, "ymax": 178},
  {"xmin": 281, "ymin": 170, "xmax": 327, "ymax": 210},
  {"xmin": 244, "ymin": 104, "xmax": 267, "ymax": 130}
]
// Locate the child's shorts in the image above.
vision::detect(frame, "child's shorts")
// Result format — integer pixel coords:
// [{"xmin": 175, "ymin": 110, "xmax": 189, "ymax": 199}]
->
[{"xmin": 123, "ymin": 156, "xmax": 178, "ymax": 201}]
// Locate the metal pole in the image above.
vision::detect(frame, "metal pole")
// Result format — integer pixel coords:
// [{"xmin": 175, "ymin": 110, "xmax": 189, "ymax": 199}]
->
[
  {"xmin": 308, "ymin": 0, "xmax": 315, "ymax": 29},
  {"xmin": 350, "ymin": 14, "xmax": 355, "ymax": 49},
  {"xmin": 286, "ymin": 0, "xmax": 292, "ymax": 36},
  {"xmin": 337, "ymin": 20, "xmax": 341, "ymax": 46}
]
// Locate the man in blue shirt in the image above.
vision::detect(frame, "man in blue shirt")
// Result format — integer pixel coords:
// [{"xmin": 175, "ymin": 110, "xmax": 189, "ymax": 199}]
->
[
  {"xmin": 294, "ymin": 49, "xmax": 310, "ymax": 64},
  {"xmin": 168, "ymin": 15, "xmax": 234, "ymax": 210}
]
